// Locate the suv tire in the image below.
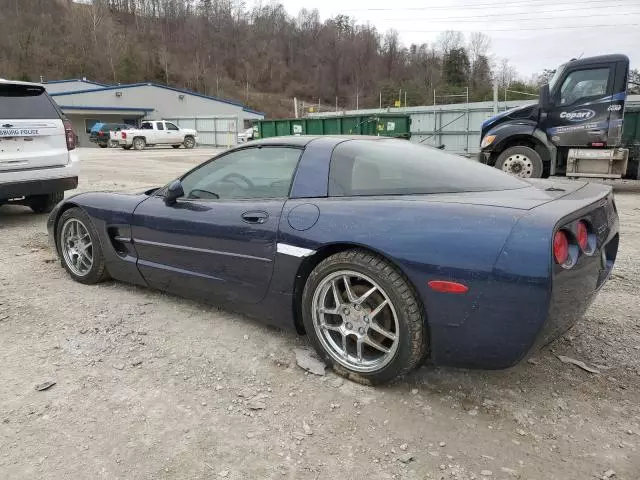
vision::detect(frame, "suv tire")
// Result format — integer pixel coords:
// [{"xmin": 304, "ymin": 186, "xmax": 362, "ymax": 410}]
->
[{"xmin": 29, "ymin": 192, "xmax": 64, "ymax": 214}]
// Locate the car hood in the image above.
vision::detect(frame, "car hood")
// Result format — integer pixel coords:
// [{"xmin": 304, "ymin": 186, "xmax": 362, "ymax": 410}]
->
[{"xmin": 420, "ymin": 179, "xmax": 588, "ymax": 210}]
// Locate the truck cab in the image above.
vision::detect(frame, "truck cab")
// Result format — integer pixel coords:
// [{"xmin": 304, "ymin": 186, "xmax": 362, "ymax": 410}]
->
[{"xmin": 479, "ymin": 54, "xmax": 632, "ymax": 179}]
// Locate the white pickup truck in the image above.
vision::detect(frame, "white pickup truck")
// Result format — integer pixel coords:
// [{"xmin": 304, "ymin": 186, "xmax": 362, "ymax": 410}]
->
[{"xmin": 118, "ymin": 120, "xmax": 198, "ymax": 150}]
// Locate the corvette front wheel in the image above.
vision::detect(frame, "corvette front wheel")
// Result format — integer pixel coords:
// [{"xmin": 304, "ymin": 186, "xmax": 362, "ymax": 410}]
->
[
  {"xmin": 302, "ymin": 249, "xmax": 427, "ymax": 385},
  {"xmin": 56, "ymin": 207, "xmax": 109, "ymax": 285}
]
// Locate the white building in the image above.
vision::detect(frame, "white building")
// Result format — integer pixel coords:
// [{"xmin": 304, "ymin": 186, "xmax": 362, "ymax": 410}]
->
[{"xmin": 44, "ymin": 79, "xmax": 264, "ymax": 147}]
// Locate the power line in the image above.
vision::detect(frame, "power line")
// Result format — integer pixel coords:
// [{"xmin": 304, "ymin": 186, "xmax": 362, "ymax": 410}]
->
[
  {"xmin": 340, "ymin": 0, "xmax": 636, "ymax": 12},
  {"xmin": 399, "ymin": 23, "xmax": 640, "ymax": 32},
  {"xmin": 376, "ymin": 7, "xmax": 640, "ymax": 22}
]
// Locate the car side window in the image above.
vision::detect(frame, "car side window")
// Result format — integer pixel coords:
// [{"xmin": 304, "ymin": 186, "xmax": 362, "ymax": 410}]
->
[
  {"xmin": 141, "ymin": 122, "xmax": 152, "ymax": 130},
  {"xmin": 559, "ymin": 68, "xmax": 610, "ymax": 106},
  {"xmin": 180, "ymin": 147, "xmax": 302, "ymax": 200},
  {"xmin": 166, "ymin": 122, "xmax": 179, "ymax": 131},
  {"xmin": 156, "ymin": 122, "xmax": 165, "ymax": 131}
]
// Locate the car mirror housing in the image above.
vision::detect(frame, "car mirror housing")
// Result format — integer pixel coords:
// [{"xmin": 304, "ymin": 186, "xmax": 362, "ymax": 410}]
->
[{"xmin": 164, "ymin": 180, "xmax": 184, "ymax": 205}]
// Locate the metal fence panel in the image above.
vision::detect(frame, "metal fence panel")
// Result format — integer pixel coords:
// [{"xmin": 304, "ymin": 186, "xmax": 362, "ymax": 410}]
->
[{"xmin": 164, "ymin": 116, "xmax": 239, "ymax": 147}]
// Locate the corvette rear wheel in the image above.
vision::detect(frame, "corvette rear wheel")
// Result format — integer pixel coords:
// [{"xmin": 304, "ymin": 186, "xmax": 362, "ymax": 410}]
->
[
  {"xmin": 56, "ymin": 207, "xmax": 109, "ymax": 285},
  {"xmin": 302, "ymin": 249, "xmax": 426, "ymax": 385}
]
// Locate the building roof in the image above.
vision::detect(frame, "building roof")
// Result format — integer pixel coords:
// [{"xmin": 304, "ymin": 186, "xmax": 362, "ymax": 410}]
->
[
  {"xmin": 50, "ymin": 81, "xmax": 264, "ymax": 116},
  {"xmin": 58, "ymin": 105, "xmax": 154, "ymax": 114},
  {"xmin": 44, "ymin": 78, "xmax": 109, "ymax": 87}
]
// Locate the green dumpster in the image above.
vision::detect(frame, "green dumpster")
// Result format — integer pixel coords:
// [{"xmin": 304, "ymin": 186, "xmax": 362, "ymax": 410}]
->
[
  {"xmin": 255, "ymin": 114, "xmax": 411, "ymax": 140},
  {"xmin": 622, "ymin": 106, "xmax": 640, "ymax": 179}
]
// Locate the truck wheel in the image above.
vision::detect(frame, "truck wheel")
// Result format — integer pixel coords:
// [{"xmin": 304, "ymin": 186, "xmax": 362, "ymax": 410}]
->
[
  {"xmin": 496, "ymin": 146, "xmax": 543, "ymax": 179},
  {"xmin": 99, "ymin": 144, "xmax": 108, "ymax": 148},
  {"xmin": 133, "ymin": 137, "xmax": 146, "ymax": 151},
  {"xmin": 183, "ymin": 136, "xmax": 196, "ymax": 149},
  {"xmin": 28, "ymin": 192, "xmax": 64, "ymax": 214},
  {"xmin": 172, "ymin": 145, "xmax": 181, "ymax": 149}
]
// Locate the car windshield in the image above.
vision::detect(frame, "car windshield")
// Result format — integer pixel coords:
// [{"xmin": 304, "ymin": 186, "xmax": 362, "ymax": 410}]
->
[{"xmin": 329, "ymin": 140, "xmax": 529, "ymax": 196}]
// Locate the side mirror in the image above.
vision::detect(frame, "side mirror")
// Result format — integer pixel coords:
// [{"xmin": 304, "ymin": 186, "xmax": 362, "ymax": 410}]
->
[
  {"xmin": 164, "ymin": 180, "xmax": 184, "ymax": 205},
  {"xmin": 539, "ymin": 84, "xmax": 551, "ymax": 110}
]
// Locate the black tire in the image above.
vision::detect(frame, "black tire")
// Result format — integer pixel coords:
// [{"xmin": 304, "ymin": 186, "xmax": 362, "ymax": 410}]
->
[
  {"xmin": 301, "ymin": 249, "xmax": 427, "ymax": 385},
  {"xmin": 56, "ymin": 207, "xmax": 109, "ymax": 285},
  {"xmin": 122, "ymin": 145, "xmax": 132, "ymax": 150},
  {"xmin": 495, "ymin": 146, "xmax": 544, "ymax": 178},
  {"xmin": 132, "ymin": 137, "xmax": 146, "ymax": 150},
  {"xmin": 183, "ymin": 136, "xmax": 196, "ymax": 149},
  {"xmin": 172, "ymin": 145, "xmax": 181, "ymax": 149},
  {"xmin": 28, "ymin": 192, "xmax": 64, "ymax": 214},
  {"xmin": 99, "ymin": 143, "xmax": 108, "ymax": 148}
]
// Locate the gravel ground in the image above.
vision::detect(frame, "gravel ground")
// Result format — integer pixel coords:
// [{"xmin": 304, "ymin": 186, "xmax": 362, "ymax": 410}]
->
[{"xmin": 1, "ymin": 147, "xmax": 639, "ymax": 480}]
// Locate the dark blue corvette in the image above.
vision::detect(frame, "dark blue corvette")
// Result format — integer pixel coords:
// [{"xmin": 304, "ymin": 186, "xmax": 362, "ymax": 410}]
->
[{"xmin": 47, "ymin": 136, "xmax": 619, "ymax": 384}]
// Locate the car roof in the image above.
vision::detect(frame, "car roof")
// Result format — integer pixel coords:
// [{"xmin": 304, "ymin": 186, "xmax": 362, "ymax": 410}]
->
[{"xmin": 0, "ymin": 78, "xmax": 45, "ymax": 88}]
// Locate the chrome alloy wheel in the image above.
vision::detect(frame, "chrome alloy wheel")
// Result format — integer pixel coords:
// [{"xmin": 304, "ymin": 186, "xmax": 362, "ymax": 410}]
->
[
  {"xmin": 61, "ymin": 218, "xmax": 93, "ymax": 276},
  {"xmin": 311, "ymin": 270, "xmax": 400, "ymax": 373},
  {"xmin": 501, "ymin": 153, "xmax": 534, "ymax": 178}
]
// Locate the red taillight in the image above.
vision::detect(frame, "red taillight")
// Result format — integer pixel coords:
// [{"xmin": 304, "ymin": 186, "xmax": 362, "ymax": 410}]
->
[
  {"xmin": 121, "ymin": 131, "xmax": 127, "ymax": 139},
  {"xmin": 553, "ymin": 230, "xmax": 569, "ymax": 265},
  {"xmin": 63, "ymin": 119, "xmax": 76, "ymax": 151},
  {"xmin": 577, "ymin": 221, "xmax": 588, "ymax": 251},
  {"xmin": 98, "ymin": 131, "xmax": 104, "ymax": 137},
  {"xmin": 428, "ymin": 280, "xmax": 469, "ymax": 294}
]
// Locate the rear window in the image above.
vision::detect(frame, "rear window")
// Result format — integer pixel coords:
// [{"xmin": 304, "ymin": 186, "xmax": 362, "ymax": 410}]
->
[
  {"xmin": 329, "ymin": 140, "xmax": 528, "ymax": 196},
  {"xmin": 0, "ymin": 84, "xmax": 61, "ymax": 120}
]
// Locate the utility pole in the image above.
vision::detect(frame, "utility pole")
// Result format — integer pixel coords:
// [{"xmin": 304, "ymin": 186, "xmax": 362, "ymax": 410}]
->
[
  {"xmin": 356, "ymin": 90, "xmax": 359, "ymax": 110},
  {"xmin": 294, "ymin": 97, "xmax": 298, "ymax": 118},
  {"xmin": 404, "ymin": 90, "xmax": 407, "ymax": 107},
  {"xmin": 335, "ymin": 96, "xmax": 338, "ymax": 112},
  {"xmin": 493, "ymin": 82, "xmax": 499, "ymax": 114},
  {"xmin": 379, "ymin": 92, "xmax": 382, "ymax": 109}
]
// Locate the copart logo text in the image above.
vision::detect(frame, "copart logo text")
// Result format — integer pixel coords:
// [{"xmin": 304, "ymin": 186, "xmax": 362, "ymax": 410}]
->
[{"xmin": 560, "ymin": 109, "xmax": 596, "ymax": 122}]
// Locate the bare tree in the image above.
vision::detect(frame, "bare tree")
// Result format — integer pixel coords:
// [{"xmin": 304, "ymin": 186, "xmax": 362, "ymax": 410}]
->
[{"xmin": 437, "ymin": 30, "xmax": 464, "ymax": 55}]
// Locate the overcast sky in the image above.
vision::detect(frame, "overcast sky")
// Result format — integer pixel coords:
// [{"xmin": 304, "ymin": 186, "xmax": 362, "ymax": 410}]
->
[{"xmin": 270, "ymin": 0, "xmax": 639, "ymax": 79}]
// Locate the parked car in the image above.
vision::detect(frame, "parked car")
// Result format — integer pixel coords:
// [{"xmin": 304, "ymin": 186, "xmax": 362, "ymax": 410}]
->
[
  {"xmin": 238, "ymin": 126, "xmax": 257, "ymax": 143},
  {"xmin": 89, "ymin": 123, "xmax": 133, "ymax": 148},
  {"xmin": 47, "ymin": 136, "xmax": 618, "ymax": 384},
  {"xmin": 116, "ymin": 120, "xmax": 198, "ymax": 150},
  {"xmin": 1, "ymin": 79, "xmax": 79, "ymax": 213}
]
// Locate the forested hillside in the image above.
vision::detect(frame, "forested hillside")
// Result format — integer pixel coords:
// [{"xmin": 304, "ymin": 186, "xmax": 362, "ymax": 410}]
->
[{"xmin": 0, "ymin": 0, "xmax": 543, "ymax": 116}]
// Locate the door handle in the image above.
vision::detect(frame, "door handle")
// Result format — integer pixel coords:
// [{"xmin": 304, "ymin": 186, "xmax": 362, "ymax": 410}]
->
[{"xmin": 241, "ymin": 211, "xmax": 269, "ymax": 224}]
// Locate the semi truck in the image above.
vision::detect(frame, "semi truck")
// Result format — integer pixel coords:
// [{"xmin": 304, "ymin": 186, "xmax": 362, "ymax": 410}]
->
[{"xmin": 479, "ymin": 54, "xmax": 637, "ymax": 179}]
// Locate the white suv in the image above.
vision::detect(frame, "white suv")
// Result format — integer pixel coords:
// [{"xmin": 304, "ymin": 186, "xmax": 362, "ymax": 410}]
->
[{"xmin": 0, "ymin": 79, "xmax": 79, "ymax": 213}]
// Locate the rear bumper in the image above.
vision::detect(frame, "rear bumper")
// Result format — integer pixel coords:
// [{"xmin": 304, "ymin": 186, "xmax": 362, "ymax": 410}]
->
[
  {"xmin": 0, "ymin": 176, "xmax": 78, "ymax": 200},
  {"xmin": 427, "ymin": 184, "xmax": 618, "ymax": 369},
  {"xmin": 0, "ymin": 151, "xmax": 79, "ymax": 200}
]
